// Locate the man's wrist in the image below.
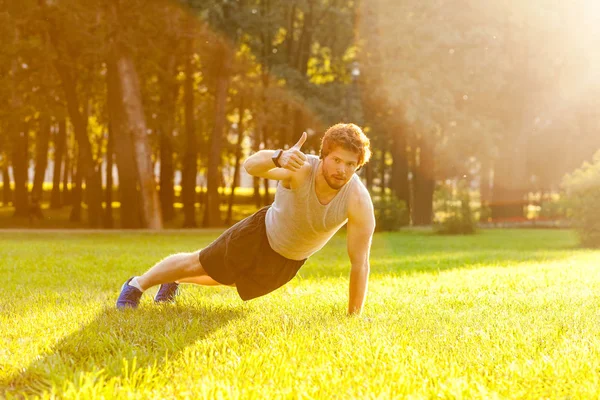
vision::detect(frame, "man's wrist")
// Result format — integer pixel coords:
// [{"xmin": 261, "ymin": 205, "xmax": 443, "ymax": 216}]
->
[{"xmin": 272, "ymin": 149, "xmax": 283, "ymax": 168}]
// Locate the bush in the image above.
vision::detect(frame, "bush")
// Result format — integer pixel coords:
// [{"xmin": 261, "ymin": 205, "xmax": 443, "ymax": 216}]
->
[
  {"xmin": 373, "ymin": 194, "xmax": 409, "ymax": 232},
  {"xmin": 538, "ymin": 193, "xmax": 569, "ymax": 220},
  {"xmin": 478, "ymin": 203, "xmax": 492, "ymax": 223},
  {"xmin": 563, "ymin": 151, "xmax": 600, "ymax": 247},
  {"xmin": 434, "ymin": 180, "xmax": 477, "ymax": 235}
]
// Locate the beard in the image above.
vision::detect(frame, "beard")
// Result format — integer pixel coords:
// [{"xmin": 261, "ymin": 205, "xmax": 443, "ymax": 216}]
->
[{"xmin": 322, "ymin": 165, "xmax": 349, "ymax": 190}]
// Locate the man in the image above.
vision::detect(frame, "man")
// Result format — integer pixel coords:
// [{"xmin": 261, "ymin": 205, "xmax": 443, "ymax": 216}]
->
[{"xmin": 116, "ymin": 123, "xmax": 375, "ymax": 315}]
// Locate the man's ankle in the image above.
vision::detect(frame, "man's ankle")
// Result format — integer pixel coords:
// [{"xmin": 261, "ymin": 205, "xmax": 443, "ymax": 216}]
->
[{"xmin": 129, "ymin": 276, "xmax": 145, "ymax": 292}]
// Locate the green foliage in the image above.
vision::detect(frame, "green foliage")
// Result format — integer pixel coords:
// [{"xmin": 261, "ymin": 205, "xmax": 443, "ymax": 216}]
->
[
  {"xmin": 479, "ymin": 202, "xmax": 492, "ymax": 223},
  {"xmin": 434, "ymin": 181, "xmax": 477, "ymax": 235},
  {"xmin": 5, "ymin": 0, "xmax": 600, "ymax": 231},
  {"xmin": 563, "ymin": 151, "xmax": 600, "ymax": 247},
  {"xmin": 373, "ymin": 194, "xmax": 408, "ymax": 232},
  {"xmin": 538, "ymin": 193, "xmax": 569, "ymax": 220}
]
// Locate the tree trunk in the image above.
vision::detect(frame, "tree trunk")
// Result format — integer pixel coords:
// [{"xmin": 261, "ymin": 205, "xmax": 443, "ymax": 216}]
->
[
  {"xmin": 251, "ymin": 105, "xmax": 263, "ymax": 209},
  {"xmin": 262, "ymin": 122, "xmax": 272, "ymax": 205},
  {"xmin": 286, "ymin": 4, "xmax": 297, "ymax": 64},
  {"xmin": 42, "ymin": 0, "xmax": 103, "ymax": 227},
  {"xmin": 48, "ymin": 45, "xmax": 102, "ymax": 227},
  {"xmin": 390, "ymin": 125, "xmax": 411, "ymax": 213},
  {"xmin": 113, "ymin": 49, "xmax": 162, "ymax": 229},
  {"xmin": 291, "ymin": 0, "xmax": 311, "ymax": 140},
  {"xmin": 227, "ymin": 99, "xmax": 245, "ymax": 225},
  {"xmin": 412, "ymin": 138, "xmax": 435, "ymax": 225},
  {"xmin": 159, "ymin": 121, "xmax": 175, "ymax": 222},
  {"xmin": 32, "ymin": 117, "xmax": 51, "ymax": 203},
  {"xmin": 357, "ymin": 2, "xmax": 387, "ymax": 195},
  {"xmin": 8, "ymin": 27, "xmax": 23, "ymax": 214},
  {"xmin": 2, "ymin": 164, "xmax": 12, "ymax": 206},
  {"xmin": 50, "ymin": 119, "xmax": 66, "ymax": 208},
  {"xmin": 62, "ymin": 135, "xmax": 71, "ymax": 205},
  {"xmin": 379, "ymin": 150, "xmax": 386, "ymax": 194},
  {"xmin": 296, "ymin": 0, "xmax": 313, "ymax": 74},
  {"xmin": 263, "ymin": 178, "xmax": 271, "ymax": 205},
  {"xmin": 55, "ymin": 66, "xmax": 101, "ymax": 227},
  {"xmin": 204, "ymin": 43, "xmax": 232, "ymax": 227},
  {"xmin": 158, "ymin": 3, "xmax": 180, "ymax": 222},
  {"xmin": 107, "ymin": 52, "xmax": 141, "ymax": 229},
  {"xmin": 292, "ymin": 110, "xmax": 304, "ymax": 149},
  {"xmin": 280, "ymin": 104, "xmax": 292, "ymax": 149},
  {"xmin": 104, "ymin": 122, "xmax": 114, "ymax": 228},
  {"xmin": 158, "ymin": 54, "xmax": 177, "ymax": 223},
  {"xmin": 365, "ymin": 160, "xmax": 373, "ymax": 192},
  {"xmin": 109, "ymin": 0, "xmax": 162, "ymax": 229},
  {"xmin": 12, "ymin": 126, "xmax": 29, "ymax": 217},
  {"xmin": 182, "ymin": 29, "xmax": 197, "ymax": 228},
  {"xmin": 69, "ymin": 149, "xmax": 83, "ymax": 222},
  {"xmin": 253, "ymin": 176, "xmax": 261, "ymax": 208},
  {"xmin": 480, "ymin": 157, "xmax": 492, "ymax": 207},
  {"xmin": 490, "ymin": 135, "xmax": 529, "ymax": 220}
]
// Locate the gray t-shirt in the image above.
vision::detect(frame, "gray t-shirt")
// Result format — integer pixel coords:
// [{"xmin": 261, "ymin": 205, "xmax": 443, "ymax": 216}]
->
[{"xmin": 265, "ymin": 155, "xmax": 359, "ymax": 260}]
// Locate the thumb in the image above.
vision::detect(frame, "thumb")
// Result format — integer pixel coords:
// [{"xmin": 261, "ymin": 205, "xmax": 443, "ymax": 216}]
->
[{"xmin": 292, "ymin": 131, "xmax": 308, "ymax": 149}]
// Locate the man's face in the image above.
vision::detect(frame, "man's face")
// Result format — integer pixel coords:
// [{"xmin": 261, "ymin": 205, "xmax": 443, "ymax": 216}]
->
[{"xmin": 321, "ymin": 147, "xmax": 360, "ymax": 190}]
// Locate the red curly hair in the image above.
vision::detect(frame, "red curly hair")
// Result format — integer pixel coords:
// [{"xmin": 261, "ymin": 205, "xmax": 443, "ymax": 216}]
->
[{"xmin": 319, "ymin": 123, "xmax": 372, "ymax": 167}]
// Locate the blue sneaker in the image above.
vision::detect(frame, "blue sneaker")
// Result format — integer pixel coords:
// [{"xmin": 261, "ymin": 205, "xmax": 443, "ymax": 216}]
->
[
  {"xmin": 154, "ymin": 282, "xmax": 179, "ymax": 303},
  {"xmin": 116, "ymin": 278, "xmax": 143, "ymax": 309}
]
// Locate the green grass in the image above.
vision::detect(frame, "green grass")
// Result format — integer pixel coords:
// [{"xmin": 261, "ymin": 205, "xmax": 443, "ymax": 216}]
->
[{"xmin": 1, "ymin": 229, "xmax": 599, "ymax": 399}]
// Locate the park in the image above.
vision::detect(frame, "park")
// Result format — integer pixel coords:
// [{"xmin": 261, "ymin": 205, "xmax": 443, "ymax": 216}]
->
[{"xmin": 2, "ymin": 0, "xmax": 600, "ymax": 398}]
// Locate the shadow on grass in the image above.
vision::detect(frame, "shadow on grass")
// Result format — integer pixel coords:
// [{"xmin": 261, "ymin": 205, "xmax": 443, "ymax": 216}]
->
[
  {"xmin": 301, "ymin": 230, "xmax": 585, "ymax": 279},
  {"xmin": 2, "ymin": 304, "xmax": 243, "ymax": 397},
  {"xmin": 302, "ymin": 250, "xmax": 578, "ymax": 280}
]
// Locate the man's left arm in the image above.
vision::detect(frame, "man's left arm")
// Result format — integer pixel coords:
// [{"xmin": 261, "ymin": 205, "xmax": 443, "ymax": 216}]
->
[{"xmin": 346, "ymin": 186, "xmax": 376, "ymax": 315}]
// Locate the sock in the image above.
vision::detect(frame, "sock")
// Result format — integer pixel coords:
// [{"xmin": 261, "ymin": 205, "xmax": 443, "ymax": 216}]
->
[{"xmin": 129, "ymin": 276, "xmax": 145, "ymax": 292}]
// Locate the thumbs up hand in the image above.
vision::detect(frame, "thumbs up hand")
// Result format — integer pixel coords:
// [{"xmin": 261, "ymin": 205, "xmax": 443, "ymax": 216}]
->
[
  {"xmin": 291, "ymin": 131, "xmax": 307, "ymax": 150},
  {"xmin": 278, "ymin": 132, "xmax": 308, "ymax": 171}
]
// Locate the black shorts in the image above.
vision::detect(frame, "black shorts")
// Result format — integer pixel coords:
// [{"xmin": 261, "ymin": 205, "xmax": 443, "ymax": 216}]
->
[{"xmin": 199, "ymin": 206, "xmax": 306, "ymax": 301}]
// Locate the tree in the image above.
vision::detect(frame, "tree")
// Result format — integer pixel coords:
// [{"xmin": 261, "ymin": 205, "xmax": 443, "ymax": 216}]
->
[
  {"xmin": 107, "ymin": 58, "xmax": 143, "ymax": 228},
  {"xmin": 227, "ymin": 97, "xmax": 247, "ymax": 225},
  {"xmin": 181, "ymin": 15, "xmax": 198, "ymax": 228},
  {"xmin": 107, "ymin": 0, "xmax": 162, "ymax": 229},
  {"xmin": 50, "ymin": 119, "xmax": 66, "ymax": 208},
  {"xmin": 40, "ymin": 0, "xmax": 104, "ymax": 227}
]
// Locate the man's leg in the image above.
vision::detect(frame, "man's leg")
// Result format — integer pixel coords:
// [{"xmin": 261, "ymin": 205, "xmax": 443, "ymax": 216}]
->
[
  {"xmin": 136, "ymin": 251, "xmax": 206, "ymax": 291},
  {"xmin": 153, "ymin": 271, "xmax": 235, "ymax": 304},
  {"xmin": 117, "ymin": 250, "xmax": 208, "ymax": 308},
  {"xmin": 178, "ymin": 276, "xmax": 235, "ymax": 286}
]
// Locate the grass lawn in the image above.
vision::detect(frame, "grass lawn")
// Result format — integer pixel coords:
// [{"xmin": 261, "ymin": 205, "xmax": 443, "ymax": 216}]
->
[{"xmin": 1, "ymin": 229, "xmax": 599, "ymax": 398}]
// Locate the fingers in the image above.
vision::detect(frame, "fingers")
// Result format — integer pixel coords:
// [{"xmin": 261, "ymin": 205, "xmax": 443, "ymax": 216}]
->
[
  {"xmin": 292, "ymin": 131, "xmax": 307, "ymax": 150},
  {"xmin": 284, "ymin": 157, "xmax": 304, "ymax": 171},
  {"xmin": 286, "ymin": 163, "xmax": 301, "ymax": 172},
  {"xmin": 280, "ymin": 149, "xmax": 306, "ymax": 171},
  {"xmin": 289, "ymin": 148, "xmax": 307, "ymax": 162}
]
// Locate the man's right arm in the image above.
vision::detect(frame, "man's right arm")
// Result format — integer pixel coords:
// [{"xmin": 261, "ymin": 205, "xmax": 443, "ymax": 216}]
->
[
  {"xmin": 243, "ymin": 150, "xmax": 290, "ymax": 181},
  {"xmin": 243, "ymin": 132, "xmax": 308, "ymax": 182}
]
